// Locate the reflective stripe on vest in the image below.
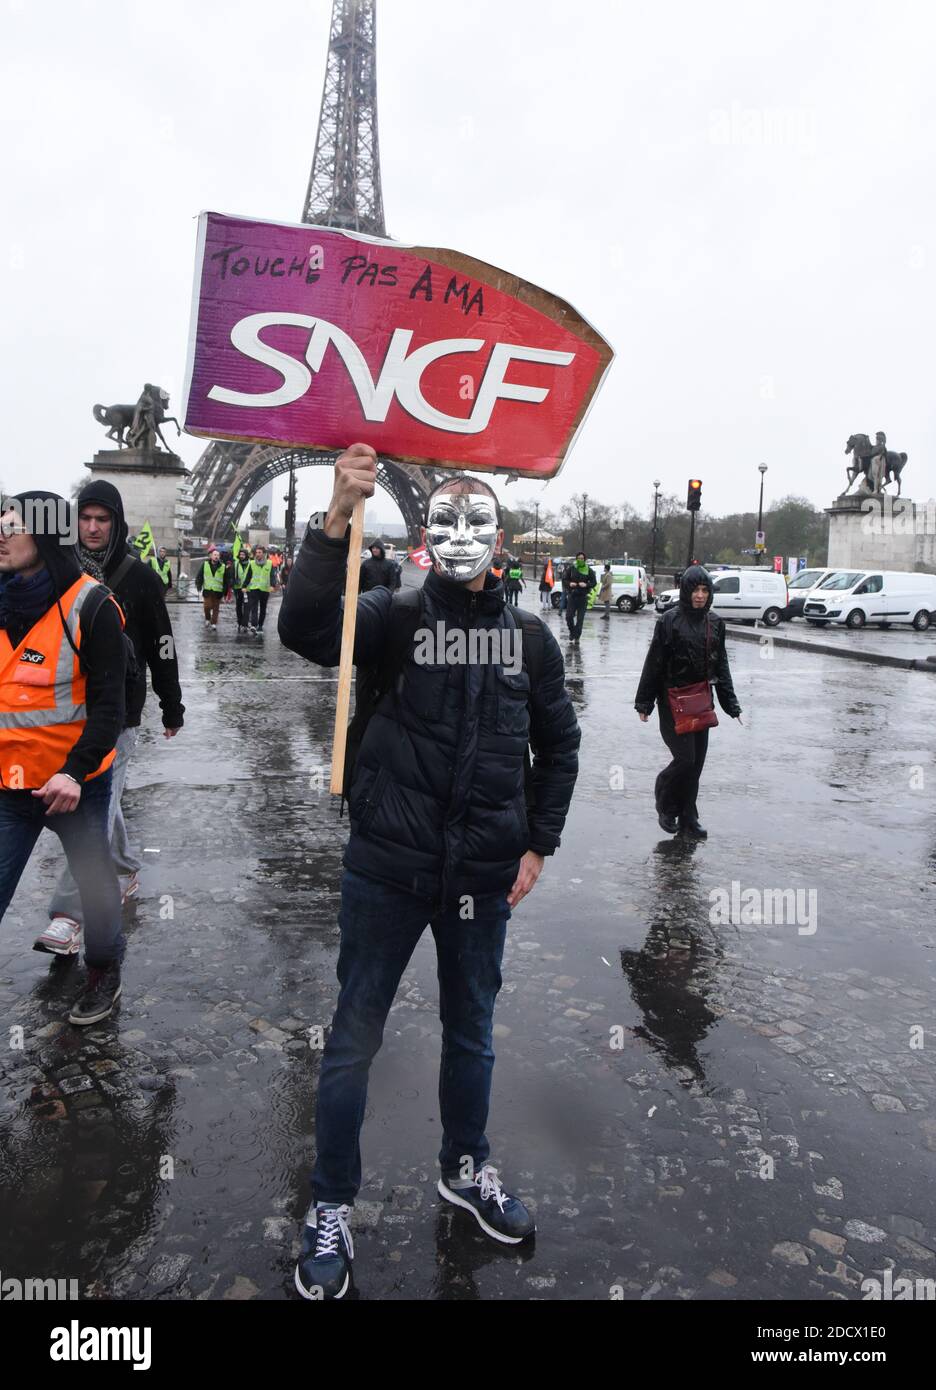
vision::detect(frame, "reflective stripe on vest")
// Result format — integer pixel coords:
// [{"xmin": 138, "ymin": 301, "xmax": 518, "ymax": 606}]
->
[
  {"xmin": 202, "ymin": 561, "xmax": 225, "ymax": 593},
  {"xmin": 0, "ymin": 576, "xmax": 118, "ymax": 788},
  {"xmin": 248, "ymin": 560, "xmax": 272, "ymax": 592}
]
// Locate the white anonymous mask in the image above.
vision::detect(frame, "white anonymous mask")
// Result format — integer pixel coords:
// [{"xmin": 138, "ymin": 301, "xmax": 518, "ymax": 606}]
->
[{"xmin": 425, "ymin": 489, "xmax": 499, "ymax": 582}]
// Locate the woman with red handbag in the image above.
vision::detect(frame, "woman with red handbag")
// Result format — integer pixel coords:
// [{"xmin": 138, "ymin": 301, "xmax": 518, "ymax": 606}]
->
[{"xmin": 634, "ymin": 565, "xmax": 742, "ymax": 837}]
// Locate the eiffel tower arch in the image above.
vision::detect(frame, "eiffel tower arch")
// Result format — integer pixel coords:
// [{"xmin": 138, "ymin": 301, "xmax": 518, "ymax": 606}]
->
[
  {"xmin": 191, "ymin": 440, "xmax": 445, "ymax": 544},
  {"xmin": 188, "ymin": 0, "xmax": 435, "ymax": 547}
]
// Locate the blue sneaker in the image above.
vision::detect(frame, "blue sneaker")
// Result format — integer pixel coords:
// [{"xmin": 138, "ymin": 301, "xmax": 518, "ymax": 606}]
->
[
  {"xmin": 294, "ymin": 1202, "xmax": 354, "ymax": 1300},
  {"xmin": 437, "ymin": 1165, "xmax": 535, "ymax": 1244}
]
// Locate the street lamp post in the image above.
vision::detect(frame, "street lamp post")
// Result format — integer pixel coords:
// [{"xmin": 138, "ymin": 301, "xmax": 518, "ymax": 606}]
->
[
  {"xmin": 756, "ymin": 463, "xmax": 768, "ymax": 566},
  {"xmin": 533, "ymin": 501, "xmax": 540, "ymax": 582},
  {"xmin": 651, "ymin": 479, "xmax": 661, "ymax": 579},
  {"xmin": 581, "ymin": 493, "xmax": 588, "ymax": 554}
]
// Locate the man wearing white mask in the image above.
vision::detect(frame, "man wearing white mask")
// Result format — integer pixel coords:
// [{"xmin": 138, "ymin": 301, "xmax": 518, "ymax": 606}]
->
[{"xmin": 279, "ymin": 444, "xmax": 580, "ymax": 1300}]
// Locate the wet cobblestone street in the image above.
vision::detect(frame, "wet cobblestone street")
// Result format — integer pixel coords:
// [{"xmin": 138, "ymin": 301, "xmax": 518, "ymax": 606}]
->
[{"xmin": 1, "ymin": 590, "xmax": 935, "ymax": 1300}]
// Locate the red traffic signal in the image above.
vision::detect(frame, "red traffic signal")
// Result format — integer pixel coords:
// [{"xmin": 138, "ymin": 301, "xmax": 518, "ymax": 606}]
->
[{"xmin": 687, "ymin": 479, "xmax": 702, "ymax": 511}]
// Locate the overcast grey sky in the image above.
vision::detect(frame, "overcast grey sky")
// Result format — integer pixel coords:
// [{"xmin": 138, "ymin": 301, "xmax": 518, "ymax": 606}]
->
[{"xmin": 2, "ymin": 0, "xmax": 933, "ymax": 529}]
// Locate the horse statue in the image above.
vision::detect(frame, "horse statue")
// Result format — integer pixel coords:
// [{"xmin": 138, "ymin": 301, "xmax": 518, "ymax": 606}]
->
[
  {"xmin": 844, "ymin": 431, "xmax": 907, "ymax": 495},
  {"xmin": 875, "ymin": 431, "xmax": 909, "ymax": 496},
  {"xmin": 93, "ymin": 385, "xmax": 181, "ymax": 451}
]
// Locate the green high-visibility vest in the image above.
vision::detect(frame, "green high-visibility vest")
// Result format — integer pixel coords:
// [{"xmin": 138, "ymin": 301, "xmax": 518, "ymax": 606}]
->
[
  {"xmin": 234, "ymin": 560, "xmax": 250, "ymax": 589},
  {"xmin": 508, "ymin": 566, "xmax": 522, "ymax": 581},
  {"xmin": 150, "ymin": 555, "xmax": 171, "ymax": 585},
  {"xmin": 202, "ymin": 560, "xmax": 225, "ymax": 593},
  {"xmin": 248, "ymin": 559, "xmax": 272, "ymax": 592}
]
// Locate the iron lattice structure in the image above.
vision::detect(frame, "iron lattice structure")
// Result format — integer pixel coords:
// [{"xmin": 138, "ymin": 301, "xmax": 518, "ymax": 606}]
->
[
  {"xmin": 191, "ymin": 441, "xmax": 439, "ymax": 546},
  {"xmin": 189, "ymin": 0, "xmax": 443, "ymax": 546},
  {"xmin": 302, "ymin": 0, "xmax": 385, "ymax": 234}
]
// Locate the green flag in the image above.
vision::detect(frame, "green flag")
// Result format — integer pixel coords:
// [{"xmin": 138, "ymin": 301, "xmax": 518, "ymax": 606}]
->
[
  {"xmin": 132, "ymin": 520, "xmax": 155, "ymax": 560},
  {"xmin": 233, "ymin": 531, "xmax": 242, "ymax": 560}
]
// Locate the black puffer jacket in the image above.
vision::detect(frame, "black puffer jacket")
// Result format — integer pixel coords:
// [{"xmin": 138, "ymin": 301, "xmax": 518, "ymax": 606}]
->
[
  {"xmin": 279, "ymin": 524, "xmax": 581, "ymax": 904},
  {"xmin": 634, "ymin": 564, "xmax": 741, "ymax": 717}
]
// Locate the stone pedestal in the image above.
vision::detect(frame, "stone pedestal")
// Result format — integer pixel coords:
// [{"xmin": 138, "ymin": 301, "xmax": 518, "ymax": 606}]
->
[
  {"xmin": 826, "ymin": 493, "xmax": 936, "ymax": 572},
  {"xmin": 84, "ymin": 448, "xmax": 192, "ymax": 567}
]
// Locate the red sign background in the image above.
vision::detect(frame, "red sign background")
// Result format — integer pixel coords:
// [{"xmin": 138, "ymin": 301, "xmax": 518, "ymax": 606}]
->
[{"xmin": 182, "ymin": 212, "xmax": 613, "ymax": 479}]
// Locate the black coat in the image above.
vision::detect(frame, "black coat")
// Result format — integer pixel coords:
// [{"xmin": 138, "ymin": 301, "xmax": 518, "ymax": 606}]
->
[
  {"xmin": 279, "ymin": 525, "xmax": 581, "ymax": 904},
  {"xmin": 360, "ymin": 549, "xmax": 400, "ymax": 592},
  {"xmin": 634, "ymin": 566, "xmax": 741, "ymax": 717},
  {"xmin": 565, "ymin": 563, "xmax": 597, "ymax": 598},
  {"xmin": 74, "ymin": 480, "xmax": 185, "ymax": 730}
]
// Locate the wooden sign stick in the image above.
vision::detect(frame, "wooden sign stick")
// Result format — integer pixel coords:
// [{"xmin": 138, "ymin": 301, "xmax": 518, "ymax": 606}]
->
[{"xmin": 329, "ymin": 496, "xmax": 366, "ymax": 795}]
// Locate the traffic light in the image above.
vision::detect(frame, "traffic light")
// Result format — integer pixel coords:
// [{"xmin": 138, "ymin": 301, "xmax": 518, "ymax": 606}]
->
[{"xmin": 687, "ymin": 479, "xmax": 702, "ymax": 511}]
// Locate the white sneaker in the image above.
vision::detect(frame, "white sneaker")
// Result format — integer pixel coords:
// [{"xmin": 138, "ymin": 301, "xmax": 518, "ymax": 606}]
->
[{"xmin": 33, "ymin": 916, "xmax": 82, "ymax": 956}]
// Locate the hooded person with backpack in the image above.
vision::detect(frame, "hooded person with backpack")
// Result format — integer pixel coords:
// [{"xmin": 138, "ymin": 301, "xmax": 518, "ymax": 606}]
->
[
  {"xmin": 33, "ymin": 480, "xmax": 184, "ymax": 960},
  {"xmin": 634, "ymin": 563, "xmax": 742, "ymax": 837},
  {"xmin": 279, "ymin": 443, "xmax": 581, "ymax": 1301},
  {"xmin": 0, "ymin": 491, "xmax": 127, "ymax": 1024}
]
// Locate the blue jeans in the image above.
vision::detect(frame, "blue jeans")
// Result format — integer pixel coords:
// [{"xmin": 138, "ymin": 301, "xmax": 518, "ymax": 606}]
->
[
  {"xmin": 50, "ymin": 726, "xmax": 142, "ymax": 921},
  {"xmin": 0, "ymin": 770, "xmax": 125, "ymax": 967},
  {"xmin": 311, "ymin": 868, "xmax": 510, "ymax": 1206}
]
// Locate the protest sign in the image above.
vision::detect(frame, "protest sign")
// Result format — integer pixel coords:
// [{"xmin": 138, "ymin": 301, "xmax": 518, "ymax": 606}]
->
[{"xmin": 182, "ymin": 212, "xmax": 613, "ymax": 479}]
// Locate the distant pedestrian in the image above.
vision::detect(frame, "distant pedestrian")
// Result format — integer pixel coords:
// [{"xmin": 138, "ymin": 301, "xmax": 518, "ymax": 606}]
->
[
  {"xmin": 564, "ymin": 552, "xmax": 596, "ymax": 642},
  {"xmin": 506, "ymin": 557, "xmax": 524, "ymax": 607},
  {"xmin": 359, "ymin": 541, "xmax": 400, "ymax": 593},
  {"xmin": 245, "ymin": 544, "xmax": 276, "ymax": 633},
  {"xmin": 538, "ymin": 559, "xmax": 553, "ymax": 610},
  {"xmin": 150, "ymin": 546, "xmax": 172, "ymax": 589},
  {"xmin": 195, "ymin": 548, "xmax": 229, "ymax": 629},
  {"xmin": 598, "ymin": 562, "xmax": 613, "ymax": 620},
  {"xmin": 634, "ymin": 564, "xmax": 741, "ymax": 838},
  {"xmin": 233, "ymin": 548, "xmax": 251, "ymax": 631}
]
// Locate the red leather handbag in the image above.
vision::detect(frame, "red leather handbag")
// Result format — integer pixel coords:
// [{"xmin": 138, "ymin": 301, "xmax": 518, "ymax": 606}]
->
[{"xmin": 666, "ymin": 619, "xmax": 719, "ymax": 735}]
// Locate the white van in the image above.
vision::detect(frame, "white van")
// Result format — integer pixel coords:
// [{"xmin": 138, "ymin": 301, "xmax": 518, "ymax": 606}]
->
[
  {"xmin": 802, "ymin": 570, "xmax": 936, "ymax": 630},
  {"xmin": 783, "ymin": 567, "xmax": 837, "ymax": 620},
  {"xmin": 710, "ymin": 569, "xmax": 788, "ymax": 627},
  {"xmin": 608, "ymin": 565, "xmax": 649, "ymax": 613}
]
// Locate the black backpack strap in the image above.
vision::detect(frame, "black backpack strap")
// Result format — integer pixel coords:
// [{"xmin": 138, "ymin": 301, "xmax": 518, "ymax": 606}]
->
[
  {"xmin": 56, "ymin": 581, "xmax": 123, "ymax": 669},
  {"xmin": 108, "ymin": 552, "xmax": 138, "ymax": 591},
  {"xmin": 510, "ymin": 608, "xmax": 545, "ymax": 689}
]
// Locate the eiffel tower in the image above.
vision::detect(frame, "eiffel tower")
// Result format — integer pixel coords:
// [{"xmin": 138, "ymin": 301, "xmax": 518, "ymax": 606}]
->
[{"xmin": 190, "ymin": 0, "xmax": 442, "ymax": 547}]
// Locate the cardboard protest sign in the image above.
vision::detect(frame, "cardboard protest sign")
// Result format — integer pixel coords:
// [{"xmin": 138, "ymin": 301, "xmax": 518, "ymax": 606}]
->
[{"xmin": 182, "ymin": 212, "xmax": 613, "ymax": 478}]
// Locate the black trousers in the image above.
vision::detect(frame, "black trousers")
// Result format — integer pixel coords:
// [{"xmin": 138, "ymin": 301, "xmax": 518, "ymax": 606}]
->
[
  {"xmin": 234, "ymin": 589, "xmax": 248, "ymax": 626},
  {"xmin": 247, "ymin": 590, "xmax": 269, "ymax": 629},
  {"xmin": 655, "ymin": 698, "xmax": 709, "ymax": 819},
  {"xmin": 567, "ymin": 593, "xmax": 588, "ymax": 637}
]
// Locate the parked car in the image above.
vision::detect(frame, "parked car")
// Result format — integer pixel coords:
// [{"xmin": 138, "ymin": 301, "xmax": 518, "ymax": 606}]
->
[
  {"xmin": 710, "ymin": 569, "xmax": 788, "ymax": 626},
  {"xmin": 655, "ymin": 586, "xmax": 679, "ymax": 613},
  {"xmin": 803, "ymin": 569, "xmax": 936, "ymax": 630},
  {"xmin": 783, "ymin": 567, "xmax": 838, "ymax": 620}
]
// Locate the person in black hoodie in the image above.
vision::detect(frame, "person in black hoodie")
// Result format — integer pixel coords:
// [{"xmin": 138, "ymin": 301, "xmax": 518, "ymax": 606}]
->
[
  {"xmin": 34, "ymin": 480, "xmax": 185, "ymax": 959},
  {"xmin": 0, "ymin": 491, "xmax": 126, "ymax": 1024},
  {"xmin": 280, "ymin": 445, "xmax": 580, "ymax": 1300},
  {"xmin": 634, "ymin": 563, "xmax": 742, "ymax": 837},
  {"xmin": 359, "ymin": 539, "xmax": 401, "ymax": 593}
]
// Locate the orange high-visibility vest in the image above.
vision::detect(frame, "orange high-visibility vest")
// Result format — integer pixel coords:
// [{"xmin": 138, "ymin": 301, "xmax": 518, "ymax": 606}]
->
[{"xmin": 0, "ymin": 575, "xmax": 119, "ymax": 790}]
